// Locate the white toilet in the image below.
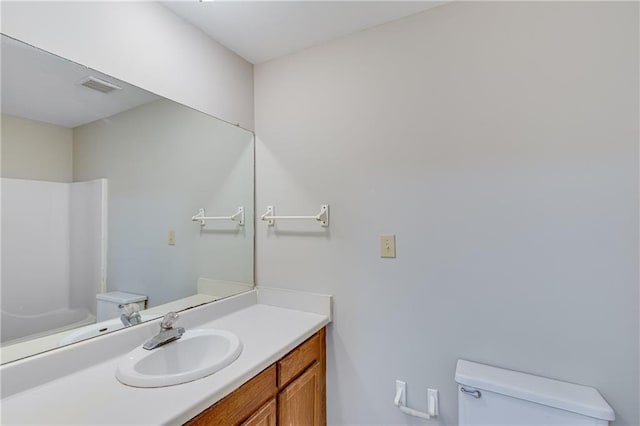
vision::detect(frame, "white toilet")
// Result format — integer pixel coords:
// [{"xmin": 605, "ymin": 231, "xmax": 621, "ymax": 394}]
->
[
  {"xmin": 455, "ymin": 359, "xmax": 614, "ymax": 426},
  {"xmin": 95, "ymin": 291, "xmax": 148, "ymax": 322}
]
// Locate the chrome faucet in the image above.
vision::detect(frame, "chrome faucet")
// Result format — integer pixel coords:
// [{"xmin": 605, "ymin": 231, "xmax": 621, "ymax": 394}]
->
[
  {"xmin": 143, "ymin": 312, "xmax": 185, "ymax": 350},
  {"xmin": 120, "ymin": 303, "xmax": 142, "ymax": 327}
]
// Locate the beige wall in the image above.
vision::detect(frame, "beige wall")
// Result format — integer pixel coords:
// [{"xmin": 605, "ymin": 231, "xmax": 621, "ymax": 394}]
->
[
  {"xmin": 255, "ymin": 2, "xmax": 639, "ymax": 425},
  {"xmin": 1, "ymin": 114, "xmax": 72, "ymax": 182}
]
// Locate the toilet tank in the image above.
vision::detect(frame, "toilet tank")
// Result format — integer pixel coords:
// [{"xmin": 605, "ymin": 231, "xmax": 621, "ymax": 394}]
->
[{"xmin": 455, "ymin": 360, "xmax": 614, "ymax": 426}]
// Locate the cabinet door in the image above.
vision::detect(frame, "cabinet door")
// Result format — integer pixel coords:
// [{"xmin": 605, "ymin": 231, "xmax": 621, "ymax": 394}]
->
[
  {"xmin": 278, "ymin": 363, "xmax": 322, "ymax": 426},
  {"xmin": 242, "ymin": 399, "xmax": 276, "ymax": 426}
]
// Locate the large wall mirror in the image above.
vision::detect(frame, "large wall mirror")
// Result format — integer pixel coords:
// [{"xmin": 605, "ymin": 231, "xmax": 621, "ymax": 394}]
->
[{"xmin": 0, "ymin": 35, "xmax": 255, "ymax": 364}]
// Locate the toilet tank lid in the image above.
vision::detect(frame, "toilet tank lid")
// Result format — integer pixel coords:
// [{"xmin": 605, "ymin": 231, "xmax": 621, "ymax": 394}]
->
[
  {"xmin": 454, "ymin": 360, "xmax": 614, "ymax": 421},
  {"xmin": 96, "ymin": 291, "xmax": 147, "ymax": 304}
]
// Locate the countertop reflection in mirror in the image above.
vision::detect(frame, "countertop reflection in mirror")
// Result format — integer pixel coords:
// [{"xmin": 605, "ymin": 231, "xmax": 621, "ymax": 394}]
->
[{"xmin": 0, "ymin": 34, "xmax": 255, "ymax": 364}]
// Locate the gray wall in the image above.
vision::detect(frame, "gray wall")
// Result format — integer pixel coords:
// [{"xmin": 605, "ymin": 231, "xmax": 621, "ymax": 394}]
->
[
  {"xmin": 254, "ymin": 2, "xmax": 639, "ymax": 425},
  {"xmin": 73, "ymin": 99, "xmax": 254, "ymax": 307}
]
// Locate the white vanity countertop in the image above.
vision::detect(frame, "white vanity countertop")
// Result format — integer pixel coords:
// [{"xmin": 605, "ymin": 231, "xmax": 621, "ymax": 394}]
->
[{"xmin": 0, "ymin": 288, "xmax": 331, "ymax": 425}]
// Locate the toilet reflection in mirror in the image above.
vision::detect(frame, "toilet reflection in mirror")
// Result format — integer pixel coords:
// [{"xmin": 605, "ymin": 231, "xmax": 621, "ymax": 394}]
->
[{"xmin": 0, "ymin": 35, "xmax": 255, "ymax": 363}]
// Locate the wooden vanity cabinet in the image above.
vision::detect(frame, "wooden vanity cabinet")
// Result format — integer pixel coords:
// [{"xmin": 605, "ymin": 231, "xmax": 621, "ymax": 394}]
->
[
  {"xmin": 187, "ymin": 366, "xmax": 277, "ymax": 426},
  {"xmin": 185, "ymin": 327, "xmax": 326, "ymax": 426}
]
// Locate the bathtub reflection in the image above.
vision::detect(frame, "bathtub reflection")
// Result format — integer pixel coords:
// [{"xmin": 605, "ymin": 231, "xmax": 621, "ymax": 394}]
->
[{"xmin": 1, "ymin": 307, "xmax": 95, "ymax": 345}]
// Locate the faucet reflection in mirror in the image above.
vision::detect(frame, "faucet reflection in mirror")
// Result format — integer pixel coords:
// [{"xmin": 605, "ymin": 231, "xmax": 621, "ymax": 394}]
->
[
  {"xmin": 121, "ymin": 303, "xmax": 143, "ymax": 327},
  {"xmin": 0, "ymin": 34, "xmax": 255, "ymax": 364}
]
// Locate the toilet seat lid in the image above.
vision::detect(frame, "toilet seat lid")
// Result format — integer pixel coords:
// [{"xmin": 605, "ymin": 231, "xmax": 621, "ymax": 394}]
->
[{"xmin": 96, "ymin": 291, "xmax": 147, "ymax": 304}]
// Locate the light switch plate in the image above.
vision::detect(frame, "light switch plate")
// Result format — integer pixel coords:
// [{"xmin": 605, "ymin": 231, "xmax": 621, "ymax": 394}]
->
[
  {"xmin": 168, "ymin": 230, "xmax": 176, "ymax": 246},
  {"xmin": 380, "ymin": 235, "xmax": 396, "ymax": 258}
]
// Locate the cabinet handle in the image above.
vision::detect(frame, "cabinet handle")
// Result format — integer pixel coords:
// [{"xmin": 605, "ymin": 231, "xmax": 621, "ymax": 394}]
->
[{"xmin": 460, "ymin": 387, "xmax": 481, "ymax": 399}]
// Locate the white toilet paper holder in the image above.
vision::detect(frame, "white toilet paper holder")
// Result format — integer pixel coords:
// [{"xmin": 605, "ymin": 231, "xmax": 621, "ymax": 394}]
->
[{"xmin": 394, "ymin": 380, "xmax": 439, "ymax": 420}]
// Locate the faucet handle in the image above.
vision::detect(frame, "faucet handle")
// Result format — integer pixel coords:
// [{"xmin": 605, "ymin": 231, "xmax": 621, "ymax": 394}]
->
[{"xmin": 161, "ymin": 312, "xmax": 179, "ymax": 330}]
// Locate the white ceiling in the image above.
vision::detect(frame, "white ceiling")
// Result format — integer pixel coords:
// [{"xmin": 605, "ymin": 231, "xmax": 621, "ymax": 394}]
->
[
  {"xmin": 162, "ymin": 1, "xmax": 444, "ymax": 64},
  {"xmin": 1, "ymin": 36, "xmax": 159, "ymax": 128}
]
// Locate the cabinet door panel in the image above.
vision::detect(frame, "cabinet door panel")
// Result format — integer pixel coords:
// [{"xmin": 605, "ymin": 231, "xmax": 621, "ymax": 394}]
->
[
  {"xmin": 242, "ymin": 399, "xmax": 276, "ymax": 426},
  {"xmin": 278, "ymin": 363, "xmax": 321, "ymax": 426}
]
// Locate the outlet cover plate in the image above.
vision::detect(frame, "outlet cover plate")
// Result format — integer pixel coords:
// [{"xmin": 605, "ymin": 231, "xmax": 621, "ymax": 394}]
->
[{"xmin": 381, "ymin": 235, "xmax": 396, "ymax": 258}]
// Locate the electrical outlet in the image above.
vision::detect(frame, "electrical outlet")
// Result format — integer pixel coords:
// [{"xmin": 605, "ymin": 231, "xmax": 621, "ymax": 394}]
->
[
  {"xmin": 380, "ymin": 235, "xmax": 396, "ymax": 258},
  {"xmin": 168, "ymin": 230, "xmax": 176, "ymax": 246}
]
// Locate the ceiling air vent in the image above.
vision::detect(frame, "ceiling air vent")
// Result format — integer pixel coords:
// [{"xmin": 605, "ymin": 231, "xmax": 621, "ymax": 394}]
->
[{"xmin": 79, "ymin": 76, "xmax": 123, "ymax": 94}]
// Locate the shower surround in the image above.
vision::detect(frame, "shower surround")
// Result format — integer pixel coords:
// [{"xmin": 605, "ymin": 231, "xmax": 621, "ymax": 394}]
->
[{"xmin": 1, "ymin": 177, "xmax": 106, "ymax": 343}]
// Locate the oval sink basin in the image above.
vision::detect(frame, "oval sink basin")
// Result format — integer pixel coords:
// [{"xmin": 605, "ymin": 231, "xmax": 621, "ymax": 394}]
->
[
  {"xmin": 116, "ymin": 329, "xmax": 242, "ymax": 388},
  {"xmin": 59, "ymin": 315, "xmax": 158, "ymax": 346}
]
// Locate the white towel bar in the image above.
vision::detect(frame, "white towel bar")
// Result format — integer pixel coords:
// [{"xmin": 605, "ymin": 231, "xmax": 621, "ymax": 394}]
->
[
  {"xmin": 261, "ymin": 205, "xmax": 329, "ymax": 227},
  {"xmin": 192, "ymin": 207, "xmax": 244, "ymax": 226}
]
